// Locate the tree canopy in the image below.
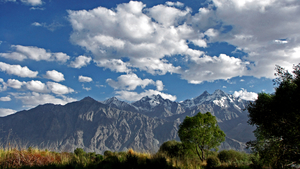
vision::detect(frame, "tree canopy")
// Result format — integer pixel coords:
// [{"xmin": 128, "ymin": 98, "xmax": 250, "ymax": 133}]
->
[
  {"xmin": 178, "ymin": 112, "xmax": 225, "ymax": 162},
  {"xmin": 247, "ymin": 64, "xmax": 300, "ymax": 168}
]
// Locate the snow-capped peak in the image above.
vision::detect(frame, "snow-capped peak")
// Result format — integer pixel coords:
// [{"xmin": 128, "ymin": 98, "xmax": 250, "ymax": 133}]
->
[{"xmin": 102, "ymin": 97, "xmax": 119, "ymax": 104}]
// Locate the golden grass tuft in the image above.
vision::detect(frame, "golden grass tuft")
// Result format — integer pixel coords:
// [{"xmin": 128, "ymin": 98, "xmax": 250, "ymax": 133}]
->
[{"xmin": 0, "ymin": 148, "xmax": 71, "ymax": 168}]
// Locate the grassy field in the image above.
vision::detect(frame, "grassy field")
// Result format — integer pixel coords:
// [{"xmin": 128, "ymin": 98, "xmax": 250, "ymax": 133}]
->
[{"xmin": 0, "ymin": 146, "xmax": 257, "ymax": 169}]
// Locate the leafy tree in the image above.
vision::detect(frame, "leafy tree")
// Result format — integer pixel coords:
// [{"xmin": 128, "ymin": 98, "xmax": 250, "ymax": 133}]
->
[
  {"xmin": 178, "ymin": 112, "xmax": 225, "ymax": 162},
  {"xmin": 247, "ymin": 64, "xmax": 300, "ymax": 168}
]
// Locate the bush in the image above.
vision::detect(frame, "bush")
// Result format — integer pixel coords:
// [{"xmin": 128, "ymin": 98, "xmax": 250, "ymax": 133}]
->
[
  {"xmin": 158, "ymin": 140, "xmax": 184, "ymax": 158},
  {"xmin": 206, "ymin": 156, "xmax": 220, "ymax": 168},
  {"xmin": 74, "ymin": 148, "xmax": 85, "ymax": 157},
  {"xmin": 217, "ymin": 150, "xmax": 249, "ymax": 163},
  {"xmin": 103, "ymin": 150, "xmax": 114, "ymax": 158}
]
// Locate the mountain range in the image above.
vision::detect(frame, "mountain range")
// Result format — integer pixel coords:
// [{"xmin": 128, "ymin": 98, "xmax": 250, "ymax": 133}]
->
[{"xmin": 0, "ymin": 89, "xmax": 255, "ymax": 153}]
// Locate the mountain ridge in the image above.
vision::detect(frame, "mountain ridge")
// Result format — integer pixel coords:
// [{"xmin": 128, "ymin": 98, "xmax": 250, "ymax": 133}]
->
[{"xmin": 0, "ymin": 89, "xmax": 254, "ymax": 153}]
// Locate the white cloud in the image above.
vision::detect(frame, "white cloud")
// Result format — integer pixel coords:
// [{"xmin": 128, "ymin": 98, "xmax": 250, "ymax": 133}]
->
[
  {"xmin": 208, "ymin": 0, "xmax": 300, "ymax": 78},
  {"xmin": 67, "ymin": 1, "xmax": 201, "ymax": 75},
  {"xmin": 0, "ymin": 95, "xmax": 11, "ymax": 101},
  {"xmin": 181, "ymin": 54, "xmax": 249, "ymax": 84},
  {"xmin": 20, "ymin": 0, "xmax": 43, "ymax": 6},
  {"xmin": 191, "ymin": 39, "xmax": 207, "ymax": 48},
  {"xmin": 82, "ymin": 84, "xmax": 91, "ymax": 91},
  {"xmin": 0, "ymin": 62, "xmax": 38, "ymax": 78},
  {"xmin": 94, "ymin": 59, "xmax": 132, "ymax": 73},
  {"xmin": 44, "ymin": 70, "xmax": 65, "ymax": 82},
  {"xmin": 32, "ymin": 22, "xmax": 42, "ymax": 26},
  {"xmin": 156, "ymin": 80, "xmax": 164, "ymax": 91},
  {"xmin": 69, "ymin": 55, "xmax": 92, "ymax": 68},
  {"xmin": 30, "ymin": 7, "xmax": 44, "ymax": 10},
  {"xmin": 25, "ymin": 80, "xmax": 48, "ymax": 93},
  {"xmin": 0, "ymin": 108, "xmax": 17, "ymax": 117},
  {"xmin": 46, "ymin": 82, "xmax": 74, "ymax": 95},
  {"xmin": 115, "ymin": 89, "xmax": 177, "ymax": 102},
  {"xmin": 67, "ymin": 0, "xmax": 300, "ymax": 83},
  {"xmin": 0, "ymin": 45, "xmax": 70, "ymax": 62},
  {"xmin": 11, "ymin": 92, "xmax": 77, "ymax": 108},
  {"xmin": 32, "ymin": 21, "xmax": 63, "ymax": 31},
  {"xmin": 165, "ymin": 1, "xmax": 184, "ymax": 8},
  {"xmin": 147, "ymin": 4, "xmax": 190, "ymax": 27},
  {"xmin": 2, "ymin": 79, "xmax": 75, "ymax": 96},
  {"xmin": 233, "ymin": 89, "xmax": 258, "ymax": 101},
  {"xmin": 6, "ymin": 79, "xmax": 24, "ymax": 89},
  {"xmin": 78, "ymin": 75, "xmax": 93, "ymax": 82},
  {"xmin": 106, "ymin": 73, "xmax": 155, "ymax": 90}
]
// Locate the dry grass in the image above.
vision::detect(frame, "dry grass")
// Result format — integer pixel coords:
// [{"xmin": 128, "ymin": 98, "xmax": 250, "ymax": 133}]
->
[{"xmin": 0, "ymin": 148, "xmax": 71, "ymax": 168}]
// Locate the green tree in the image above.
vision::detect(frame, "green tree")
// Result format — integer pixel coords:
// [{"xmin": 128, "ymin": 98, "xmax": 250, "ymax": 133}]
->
[
  {"xmin": 247, "ymin": 64, "xmax": 300, "ymax": 168},
  {"xmin": 178, "ymin": 112, "xmax": 225, "ymax": 162}
]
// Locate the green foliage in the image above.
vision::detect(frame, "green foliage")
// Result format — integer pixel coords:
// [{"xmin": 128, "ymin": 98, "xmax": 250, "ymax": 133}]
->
[
  {"xmin": 217, "ymin": 150, "xmax": 249, "ymax": 163},
  {"xmin": 206, "ymin": 156, "xmax": 220, "ymax": 168},
  {"xmin": 158, "ymin": 140, "xmax": 185, "ymax": 158},
  {"xmin": 103, "ymin": 150, "xmax": 114, "ymax": 158},
  {"xmin": 247, "ymin": 64, "xmax": 300, "ymax": 168},
  {"xmin": 178, "ymin": 112, "xmax": 226, "ymax": 162},
  {"xmin": 74, "ymin": 148, "xmax": 85, "ymax": 157}
]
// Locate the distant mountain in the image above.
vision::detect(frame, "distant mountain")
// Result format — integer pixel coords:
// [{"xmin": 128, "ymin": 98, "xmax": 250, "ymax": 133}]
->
[
  {"xmin": 0, "ymin": 90, "xmax": 255, "ymax": 153},
  {"xmin": 107, "ymin": 89, "xmax": 255, "ymax": 148},
  {"xmin": 0, "ymin": 97, "xmax": 178, "ymax": 153}
]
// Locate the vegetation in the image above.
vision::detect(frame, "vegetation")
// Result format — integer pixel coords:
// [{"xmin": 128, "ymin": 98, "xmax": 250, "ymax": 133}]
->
[
  {"xmin": 247, "ymin": 64, "xmax": 300, "ymax": 168},
  {"xmin": 0, "ymin": 146, "xmax": 255, "ymax": 169},
  {"xmin": 178, "ymin": 112, "xmax": 226, "ymax": 162}
]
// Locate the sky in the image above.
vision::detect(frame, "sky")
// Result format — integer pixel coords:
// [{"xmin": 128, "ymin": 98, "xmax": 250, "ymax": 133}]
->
[{"xmin": 0, "ymin": 0, "xmax": 299, "ymax": 116}]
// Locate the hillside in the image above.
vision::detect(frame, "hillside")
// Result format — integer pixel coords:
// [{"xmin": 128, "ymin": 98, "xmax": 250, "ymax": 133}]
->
[{"xmin": 0, "ymin": 90, "xmax": 255, "ymax": 153}]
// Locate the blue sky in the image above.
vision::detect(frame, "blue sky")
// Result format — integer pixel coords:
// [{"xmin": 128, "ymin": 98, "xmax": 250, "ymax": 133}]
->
[{"xmin": 0, "ymin": 0, "xmax": 299, "ymax": 116}]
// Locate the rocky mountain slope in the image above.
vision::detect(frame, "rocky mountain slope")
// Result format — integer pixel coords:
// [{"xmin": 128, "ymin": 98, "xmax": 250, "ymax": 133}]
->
[{"xmin": 0, "ymin": 90, "xmax": 255, "ymax": 153}]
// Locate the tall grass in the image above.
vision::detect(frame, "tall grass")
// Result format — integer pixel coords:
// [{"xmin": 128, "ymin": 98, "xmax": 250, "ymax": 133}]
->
[{"xmin": 0, "ymin": 147, "xmax": 255, "ymax": 169}]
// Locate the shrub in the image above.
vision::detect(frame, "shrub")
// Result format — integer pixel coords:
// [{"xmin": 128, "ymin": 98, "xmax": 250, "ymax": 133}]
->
[
  {"xmin": 206, "ymin": 156, "xmax": 220, "ymax": 168},
  {"xmin": 103, "ymin": 150, "xmax": 114, "ymax": 158},
  {"xmin": 217, "ymin": 150, "xmax": 249, "ymax": 163},
  {"xmin": 74, "ymin": 148, "xmax": 85, "ymax": 157},
  {"xmin": 158, "ymin": 140, "xmax": 184, "ymax": 158}
]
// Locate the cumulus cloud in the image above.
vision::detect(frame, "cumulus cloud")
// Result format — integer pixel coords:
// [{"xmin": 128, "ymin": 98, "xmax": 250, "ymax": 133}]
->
[
  {"xmin": 68, "ymin": 1, "xmax": 200, "ymax": 76},
  {"xmin": 0, "ymin": 95, "xmax": 11, "ymax": 101},
  {"xmin": 0, "ymin": 62, "xmax": 38, "ymax": 78},
  {"xmin": 25, "ymin": 80, "xmax": 48, "ymax": 93},
  {"xmin": 181, "ymin": 54, "xmax": 249, "ymax": 84},
  {"xmin": 233, "ymin": 89, "xmax": 258, "ymax": 101},
  {"xmin": 44, "ymin": 70, "xmax": 65, "ymax": 82},
  {"xmin": 0, "ymin": 45, "xmax": 70, "ymax": 62},
  {"xmin": 67, "ymin": 0, "xmax": 300, "ymax": 83},
  {"xmin": 69, "ymin": 55, "xmax": 92, "ymax": 68},
  {"xmin": 115, "ymin": 89, "xmax": 177, "ymax": 102},
  {"xmin": 21, "ymin": 0, "xmax": 43, "ymax": 6},
  {"xmin": 0, "ymin": 108, "xmax": 17, "ymax": 117},
  {"xmin": 94, "ymin": 59, "xmax": 132, "ymax": 73},
  {"xmin": 156, "ymin": 80, "xmax": 164, "ymax": 91},
  {"xmin": 6, "ymin": 79, "xmax": 24, "ymax": 89},
  {"xmin": 11, "ymin": 92, "xmax": 77, "ymax": 108},
  {"xmin": 106, "ymin": 73, "xmax": 155, "ymax": 90},
  {"xmin": 165, "ymin": 1, "xmax": 184, "ymax": 8},
  {"xmin": 2, "ymin": 79, "xmax": 74, "ymax": 95},
  {"xmin": 46, "ymin": 82, "xmax": 74, "ymax": 95},
  {"xmin": 78, "ymin": 75, "xmax": 93, "ymax": 82},
  {"xmin": 208, "ymin": 0, "xmax": 300, "ymax": 78}
]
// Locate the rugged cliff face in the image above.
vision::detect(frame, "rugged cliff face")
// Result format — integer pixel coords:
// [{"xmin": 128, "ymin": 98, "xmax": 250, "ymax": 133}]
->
[
  {"xmin": 0, "ymin": 97, "xmax": 178, "ymax": 153},
  {"xmin": 0, "ymin": 90, "xmax": 255, "ymax": 153}
]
